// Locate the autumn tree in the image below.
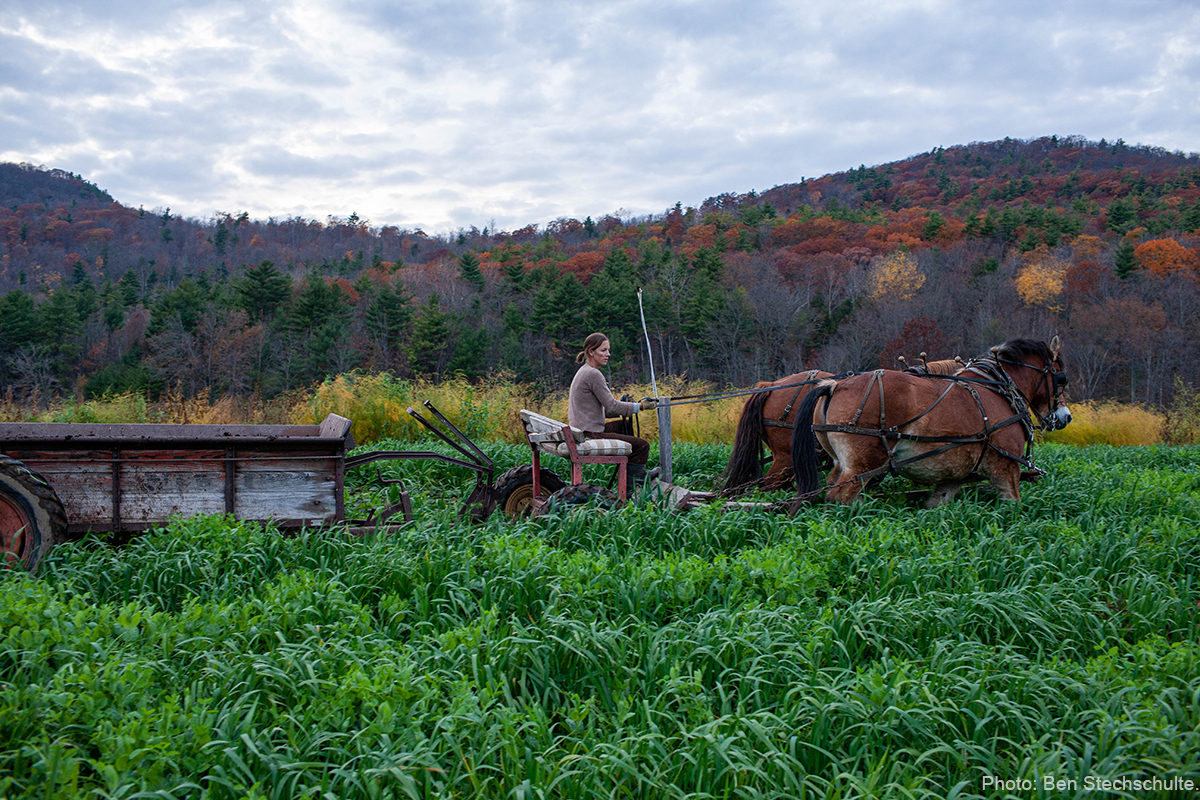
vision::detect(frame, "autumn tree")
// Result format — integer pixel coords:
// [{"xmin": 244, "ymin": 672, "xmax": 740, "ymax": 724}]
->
[
  {"xmin": 869, "ymin": 250, "xmax": 926, "ymax": 302},
  {"xmin": 1134, "ymin": 238, "xmax": 1198, "ymax": 276},
  {"xmin": 1015, "ymin": 247, "xmax": 1067, "ymax": 313}
]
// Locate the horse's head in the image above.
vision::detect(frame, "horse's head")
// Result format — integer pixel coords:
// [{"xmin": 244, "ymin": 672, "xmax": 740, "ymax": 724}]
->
[{"xmin": 993, "ymin": 336, "xmax": 1071, "ymax": 431}]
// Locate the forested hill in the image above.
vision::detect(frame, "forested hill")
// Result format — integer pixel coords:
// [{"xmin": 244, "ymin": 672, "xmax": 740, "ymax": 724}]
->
[
  {"xmin": 0, "ymin": 163, "xmax": 112, "ymax": 209},
  {"xmin": 2, "ymin": 135, "xmax": 1198, "ymax": 408}
]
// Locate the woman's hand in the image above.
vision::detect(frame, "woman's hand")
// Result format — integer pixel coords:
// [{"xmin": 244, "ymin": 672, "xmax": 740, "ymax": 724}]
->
[{"xmin": 639, "ymin": 397, "xmax": 658, "ymax": 411}]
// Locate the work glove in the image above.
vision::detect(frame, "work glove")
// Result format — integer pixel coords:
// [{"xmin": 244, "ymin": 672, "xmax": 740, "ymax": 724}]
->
[{"xmin": 640, "ymin": 397, "xmax": 658, "ymax": 411}]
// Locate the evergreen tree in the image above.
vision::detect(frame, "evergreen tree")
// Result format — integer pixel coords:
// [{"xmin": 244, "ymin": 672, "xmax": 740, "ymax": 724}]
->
[
  {"xmin": 681, "ymin": 248, "xmax": 723, "ymax": 348},
  {"xmin": 119, "ymin": 270, "xmax": 141, "ymax": 307},
  {"xmin": 458, "ymin": 252, "xmax": 485, "ymax": 291},
  {"xmin": 409, "ymin": 294, "xmax": 450, "ymax": 376},
  {"xmin": 364, "ymin": 278, "xmax": 413, "ymax": 364},
  {"xmin": 549, "ymin": 274, "xmax": 588, "ymax": 343},
  {"xmin": 289, "ymin": 273, "xmax": 351, "ymax": 335},
  {"xmin": 37, "ymin": 287, "xmax": 82, "ymax": 371},
  {"xmin": 449, "ymin": 301, "xmax": 489, "ymax": 378},
  {"xmin": 530, "ymin": 284, "xmax": 558, "ymax": 336},
  {"xmin": 0, "ymin": 291, "xmax": 39, "ymax": 355},
  {"xmin": 1186, "ymin": 200, "xmax": 1200, "ymax": 233},
  {"xmin": 1114, "ymin": 239, "xmax": 1137, "ymax": 278},
  {"xmin": 1106, "ymin": 198, "xmax": 1137, "ymax": 232},
  {"xmin": 586, "ymin": 249, "xmax": 638, "ymax": 350},
  {"xmin": 500, "ymin": 259, "xmax": 526, "ymax": 293},
  {"xmin": 922, "ymin": 211, "xmax": 946, "ymax": 239},
  {"xmin": 150, "ymin": 279, "xmax": 209, "ymax": 334},
  {"xmin": 234, "ymin": 260, "xmax": 292, "ymax": 323}
]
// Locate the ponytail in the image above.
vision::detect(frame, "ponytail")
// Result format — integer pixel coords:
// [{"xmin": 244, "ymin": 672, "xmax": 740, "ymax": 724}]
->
[{"xmin": 577, "ymin": 332, "xmax": 609, "ymax": 364}]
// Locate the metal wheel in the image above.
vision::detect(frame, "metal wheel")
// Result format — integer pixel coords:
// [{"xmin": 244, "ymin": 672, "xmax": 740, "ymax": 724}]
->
[
  {"xmin": 0, "ymin": 455, "xmax": 67, "ymax": 572},
  {"xmin": 493, "ymin": 465, "xmax": 566, "ymax": 519},
  {"xmin": 533, "ymin": 483, "xmax": 620, "ymax": 517}
]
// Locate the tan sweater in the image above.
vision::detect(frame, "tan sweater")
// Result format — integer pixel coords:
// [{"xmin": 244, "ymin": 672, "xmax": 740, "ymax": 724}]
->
[{"xmin": 568, "ymin": 364, "xmax": 639, "ymax": 432}]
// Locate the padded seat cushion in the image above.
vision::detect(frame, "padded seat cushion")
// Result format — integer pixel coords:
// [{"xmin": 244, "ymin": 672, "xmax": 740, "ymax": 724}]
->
[
  {"xmin": 519, "ymin": 409, "xmax": 632, "ymax": 459},
  {"xmin": 550, "ymin": 438, "xmax": 632, "ymax": 458}
]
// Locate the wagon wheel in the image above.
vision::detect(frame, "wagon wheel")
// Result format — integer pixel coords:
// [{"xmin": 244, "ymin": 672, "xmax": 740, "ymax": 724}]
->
[
  {"xmin": 0, "ymin": 455, "xmax": 67, "ymax": 572},
  {"xmin": 493, "ymin": 465, "xmax": 567, "ymax": 518},
  {"xmin": 533, "ymin": 483, "xmax": 620, "ymax": 517}
]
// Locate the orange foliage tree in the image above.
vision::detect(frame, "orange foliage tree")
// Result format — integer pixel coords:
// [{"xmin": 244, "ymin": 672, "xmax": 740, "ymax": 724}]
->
[{"xmin": 1134, "ymin": 238, "xmax": 1198, "ymax": 276}]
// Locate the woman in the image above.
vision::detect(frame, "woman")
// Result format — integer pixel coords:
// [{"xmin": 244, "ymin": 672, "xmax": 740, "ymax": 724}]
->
[{"xmin": 568, "ymin": 333, "xmax": 657, "ymax": 482}]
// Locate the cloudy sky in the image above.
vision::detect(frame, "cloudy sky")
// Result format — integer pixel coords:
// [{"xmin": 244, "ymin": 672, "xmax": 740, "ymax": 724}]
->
[{"xmin": 2, "ymin": 0, "xmax": 1198, "ymax": 233}]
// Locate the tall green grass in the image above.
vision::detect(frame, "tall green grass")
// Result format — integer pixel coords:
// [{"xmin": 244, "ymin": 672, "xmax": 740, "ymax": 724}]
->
[{"xmin": 1, "ymin": 444, "xmax": 1198, "ymax": 798}]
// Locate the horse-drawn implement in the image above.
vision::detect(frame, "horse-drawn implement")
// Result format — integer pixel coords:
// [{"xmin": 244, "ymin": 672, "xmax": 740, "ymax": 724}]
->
[
  {"xmin": 0, "ymin": 407, "xmax": 502, "ymax": 571},
  {"xmin": 0, "ymin": 338, "xmax": 1070, "ymax": 570}
]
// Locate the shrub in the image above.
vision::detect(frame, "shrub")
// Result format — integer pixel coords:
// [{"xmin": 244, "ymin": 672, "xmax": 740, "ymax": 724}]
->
[{"xmin": 1040, "ymin": 400, "xmax": 1164, "ymax": 446}]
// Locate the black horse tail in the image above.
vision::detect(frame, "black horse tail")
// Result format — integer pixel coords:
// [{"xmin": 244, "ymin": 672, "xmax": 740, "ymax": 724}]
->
[
  {"xmin": 722, "ymin": 388, "xmax": 770, "ymax": 491},
  {"xmin": 792, "ymin": 380, "xmax": 835, "ymax": 496}
]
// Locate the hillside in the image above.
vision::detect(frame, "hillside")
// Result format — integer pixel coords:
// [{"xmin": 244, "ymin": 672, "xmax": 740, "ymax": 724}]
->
[{"xmin": 1, "ymin": 136, "xmax": 1198, "ymax": 411}]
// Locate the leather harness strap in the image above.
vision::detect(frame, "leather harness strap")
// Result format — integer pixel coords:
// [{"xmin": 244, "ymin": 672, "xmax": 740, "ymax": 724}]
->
[
  {"xmin": 811, "ymin": 356, "xmax": 1044, "ymax": 479},
  {"xmin": 761, "ymin": 370, "xmax": 824, "ymax": 430}
]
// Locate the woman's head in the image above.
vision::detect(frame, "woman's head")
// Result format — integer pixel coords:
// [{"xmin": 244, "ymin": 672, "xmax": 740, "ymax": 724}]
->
[{"xmin": 577, "ymin": 333, "xmax": 610, "ymax": 365}]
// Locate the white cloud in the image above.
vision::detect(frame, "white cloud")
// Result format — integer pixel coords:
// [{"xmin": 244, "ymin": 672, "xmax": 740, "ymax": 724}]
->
[{"xmin": 1, "ymin": 0, "xmax": 1197, "ymax": 232}]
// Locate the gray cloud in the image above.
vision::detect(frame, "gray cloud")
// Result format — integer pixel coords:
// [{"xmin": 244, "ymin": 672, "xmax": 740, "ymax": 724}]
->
[{"xmin": 2, "ymin": 0, "xmax": 1198, "ymax": 230}]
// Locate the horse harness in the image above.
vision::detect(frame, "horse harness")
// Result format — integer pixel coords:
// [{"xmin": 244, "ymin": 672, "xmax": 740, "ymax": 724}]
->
[
  {"xmin": 810, "ymin": 355, "xmax": 1057, "ymax": 487},
  {"xmin": 761, "ymin": 370, "xmax": 829, "ymax": 430}
]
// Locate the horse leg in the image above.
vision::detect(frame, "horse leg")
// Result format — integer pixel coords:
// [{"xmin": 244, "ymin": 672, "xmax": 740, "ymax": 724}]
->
[
  {"xmin": 760, "ymin": 426, "xmax": 793, "ymax": 489},
  {"xmin": 981, "ymin": 456, "xmax": 1022, "ymax": 500},
  {"xmin": 821, "ymin": 433, "xmax": 871, "ymax": 503},
  {"xmin": 924, "ymin": 483, "xmax": 962, "ymax": 508}
]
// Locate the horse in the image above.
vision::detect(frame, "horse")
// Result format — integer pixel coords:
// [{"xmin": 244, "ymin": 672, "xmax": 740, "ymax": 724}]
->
[
  {"xmin": 722, "ymin": 370, "xmax": 833, "ymax": 491},
  {"xmin": 722, "ymin": 359, "xmax": 963, "ymax": 493},
  {"xmin": 790, "ymin": 337, "xmax": 1071, "ymax": 508}
]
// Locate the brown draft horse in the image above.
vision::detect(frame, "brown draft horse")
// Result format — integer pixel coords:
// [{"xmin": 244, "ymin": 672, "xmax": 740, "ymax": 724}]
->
[
  {"xmin": 722, "ymin": 359, "xmax": 963, "ymax": 492},
  {"xmin": 791, "ymin": 337, "xmax": 1071, "ymax": 507},
  {"xmin": 723, "ymin": 370, "xmax": 834, "ymax": 491}
]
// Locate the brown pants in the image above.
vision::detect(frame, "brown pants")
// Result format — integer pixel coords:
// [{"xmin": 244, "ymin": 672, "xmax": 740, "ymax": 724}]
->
[{"xmin": 584, "ymin": 421, "xmax": 650, "ymax": 465}]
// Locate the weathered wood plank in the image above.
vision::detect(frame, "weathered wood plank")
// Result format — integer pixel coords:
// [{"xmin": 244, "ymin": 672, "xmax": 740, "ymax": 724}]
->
[{"xmin": 234, "ymin": 457, "xmax": 339, "ymax": 523}]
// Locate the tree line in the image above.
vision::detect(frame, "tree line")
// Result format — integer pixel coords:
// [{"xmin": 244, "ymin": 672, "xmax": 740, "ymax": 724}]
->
[{"xmin": 1, "ymin": 135, "xmax": 1199, "ymax": 408}]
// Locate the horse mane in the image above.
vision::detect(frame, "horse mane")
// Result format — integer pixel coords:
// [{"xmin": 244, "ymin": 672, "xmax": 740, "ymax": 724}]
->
[{"xmin": 990, "ymin": 338, "xmax": 1059, "ymax": 367}]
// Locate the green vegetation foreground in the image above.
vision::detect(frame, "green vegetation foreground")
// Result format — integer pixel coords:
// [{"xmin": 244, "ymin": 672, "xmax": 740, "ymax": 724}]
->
[{"xmin": 1, "ymin": 442, "xmax": 1198, "ymax": 798}]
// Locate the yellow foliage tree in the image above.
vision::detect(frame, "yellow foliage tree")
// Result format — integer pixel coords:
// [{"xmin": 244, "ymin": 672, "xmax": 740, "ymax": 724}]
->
[
  {"xmin": 870, "ymin": 251, "xmax": 926, "ymax": 302},
  {"xmin": 1015, "ymin": 247, "xmax": 1067, "ymax": 312}
]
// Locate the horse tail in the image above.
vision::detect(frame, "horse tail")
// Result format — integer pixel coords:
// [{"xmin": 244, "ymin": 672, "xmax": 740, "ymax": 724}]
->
[
  {"xmin": 722, "ymin": 387, "xmax": 770, "ymax": 491},
  {"xmin": 792, "ymin": 380, "xmax": 835, "ymax": 496}
]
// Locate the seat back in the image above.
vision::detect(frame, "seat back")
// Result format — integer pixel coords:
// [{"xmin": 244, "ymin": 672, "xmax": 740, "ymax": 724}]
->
[{"xmin": 519, "ymin": 409, "xmax": 585, "ymax": 444}]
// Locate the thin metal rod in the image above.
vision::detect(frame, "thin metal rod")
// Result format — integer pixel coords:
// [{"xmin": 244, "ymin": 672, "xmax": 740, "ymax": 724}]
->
[
  {"xmin": 637, "ymin": 287, "xmax": 659, "ymax": 399},
  {"xmin": 421, "ymin": 400, "xmax": 494, "ymax": 469},
  {"xmin": 405, "ymin": 407, "xmax": 488, "ymax": 469}
]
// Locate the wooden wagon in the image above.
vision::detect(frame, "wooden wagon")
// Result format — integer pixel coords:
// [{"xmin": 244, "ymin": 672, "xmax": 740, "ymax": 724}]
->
[{"xmin": 0, "ymin": 406, "xmax": 497, "ymax": 571}]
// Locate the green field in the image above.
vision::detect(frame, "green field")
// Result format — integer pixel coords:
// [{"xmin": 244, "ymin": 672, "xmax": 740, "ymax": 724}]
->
[{"xmin": 2, "ymin": 443, "xmax": 1198, "ymax": 799}]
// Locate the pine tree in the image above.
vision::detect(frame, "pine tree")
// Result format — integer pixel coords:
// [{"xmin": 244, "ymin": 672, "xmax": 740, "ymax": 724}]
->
[
  {"xmin": 549, "ymin": 274, "xmax": 588, "ymax": 343},
  {"xmin": 365, "ymin": 279, "xmax": 413, "ymax": 364},
  {"xmin": 409, "ymin": 294, "xmax": 450, "ymax": 376},
  {"xmin": 450, "ymin": 301, "xmax": 489, "ymax": 378},
  {"xmin": 458, "ymin": 252, "xmax": 484, "ymax": 291},
  {"xmin": 1114, "ymin": 239, "xmax": 1137, "ymax": 279},
  {"xmin": 234, "ymin": 260, "xmax": 292, "ymax": 323},
  {"xmin": 586, "ymin": 249, "xmax": 638, "ymax": 348},
  {"xmin": 500, "ymin": 259, "xmax": 526, "ymax": 293}
]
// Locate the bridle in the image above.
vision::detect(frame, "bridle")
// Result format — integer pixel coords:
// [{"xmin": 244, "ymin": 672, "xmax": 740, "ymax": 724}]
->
[{"xmin": 987, "ymin": 350, "xmax": 1069, "ymax": 432}]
